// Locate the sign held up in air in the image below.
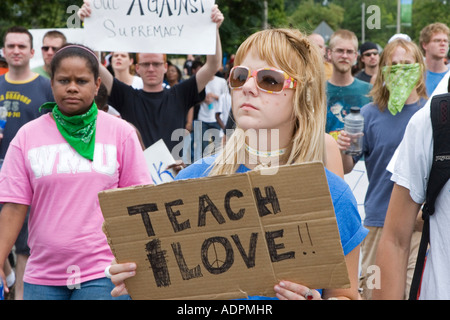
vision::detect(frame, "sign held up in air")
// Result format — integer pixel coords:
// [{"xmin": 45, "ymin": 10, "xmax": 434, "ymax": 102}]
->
[
  {"xmin": 98, "ymin": 162, "xmax": 349, "ymax": 300},
  {"xmin": 83, "ymin": 0, "xmax": 217, "ymax": 54}
]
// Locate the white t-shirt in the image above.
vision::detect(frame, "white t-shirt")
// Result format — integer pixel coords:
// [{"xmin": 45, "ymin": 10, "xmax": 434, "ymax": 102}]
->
[
  {"xmin": 197, "ymin": 76, "xmax": 228, "ymax": 123},
  {"xmin": 218, "ymin": 91, "xmax": 231, "ymax": 125},
  {"xmin": 131, "ymin": 75, "xmax": 143, "ymax": 89},
  {"xmin": 388, "ymin": 70, "xmax": 450, "ymax": 299}
]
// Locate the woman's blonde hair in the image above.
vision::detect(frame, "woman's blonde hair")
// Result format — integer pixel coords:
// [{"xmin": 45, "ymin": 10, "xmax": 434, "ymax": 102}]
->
[
  {"xmin": 209, "ymin": 28, "xmax": 326, "ymax": 176},
  {"xmin": 370, "ymin": 39, "xmax": 427, "ymax": 111}
]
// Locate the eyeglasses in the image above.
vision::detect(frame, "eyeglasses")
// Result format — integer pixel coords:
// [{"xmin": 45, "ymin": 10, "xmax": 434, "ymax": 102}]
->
[
  {"xmin": 431, "ymin": 38, "xmax": 449, "ymax": 44},
  {"xmin": 137, "ymin": 62, "xmax": 165, "ymax": 69},
  {"xmin": 332, "ymin": 48, "xmax": 357, "ymax": 56},
  {"xmin": 42, "ymin": 46, "xmax": 60, "ymax": 52},
  {"xmin": 363, "ymin": 51, "xmax": 379, "ymax": 57},
  {"xmin": 228, "ymin": 66, "xmax": 297, "ymax": 94}
]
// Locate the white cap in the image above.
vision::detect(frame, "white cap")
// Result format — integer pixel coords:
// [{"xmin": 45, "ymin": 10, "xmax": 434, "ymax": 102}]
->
[{"xmin": 388, "ymin": 33, "xmax": 411, "ymax": 43}]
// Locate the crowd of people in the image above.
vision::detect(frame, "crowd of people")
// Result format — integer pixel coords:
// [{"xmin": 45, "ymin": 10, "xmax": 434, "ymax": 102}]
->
[{"xmin": 0, "ymin": 1, "xmax": 449, "ymax": 301}]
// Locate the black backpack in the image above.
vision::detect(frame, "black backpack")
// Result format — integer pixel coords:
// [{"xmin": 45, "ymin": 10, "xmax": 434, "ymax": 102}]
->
[{"xmin": 409, "ymin": 92, "xmax": 450, "ymax": 300}]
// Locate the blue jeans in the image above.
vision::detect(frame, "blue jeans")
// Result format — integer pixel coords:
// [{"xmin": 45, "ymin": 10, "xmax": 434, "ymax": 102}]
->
[{"xmin": 23, "ymin": 277, "xmax": 131, "ymax": 300}]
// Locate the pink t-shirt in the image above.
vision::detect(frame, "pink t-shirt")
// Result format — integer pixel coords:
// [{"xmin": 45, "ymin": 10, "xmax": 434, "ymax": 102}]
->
[{"xmin": 0, "ymin": 112, "xmax": 152, "ymax": 286}]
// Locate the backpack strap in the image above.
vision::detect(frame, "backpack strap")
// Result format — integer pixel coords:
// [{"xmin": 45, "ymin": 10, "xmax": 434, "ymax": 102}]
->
[
  {"xmin": 409, "ymin": 93, "xmax": 450, "ymax": 300},
  {"xmin": 423, "ymin": 93, "xmax": 450, "ymax": 216}
]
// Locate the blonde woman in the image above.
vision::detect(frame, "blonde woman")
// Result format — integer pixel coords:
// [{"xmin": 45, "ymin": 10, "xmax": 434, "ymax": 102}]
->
[
  {"xmin": 337, "ymin": 38, "xmax": 427, "ymax": 300},
  {"xmin": 110, "ymin": 52, "xmax": 143, "ymax": 89},
  {"xmin": 107, "ymin": 28, "xmax": 367, "ymax": 300}
]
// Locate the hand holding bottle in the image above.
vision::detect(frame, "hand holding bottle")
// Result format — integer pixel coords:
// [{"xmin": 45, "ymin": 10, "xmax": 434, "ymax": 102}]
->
[{"xmin": 341, "ymin": 107, "xmax": 364, "ymax": 156}]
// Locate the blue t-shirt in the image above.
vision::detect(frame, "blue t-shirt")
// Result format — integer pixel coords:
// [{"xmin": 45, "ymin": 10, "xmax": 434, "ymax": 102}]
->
[
  {"xmin": 425, "ymin": 69, "xmax": 449, "ymax": 96},
  {"xmin": 0, "ymin": 73, "xmax": 53, "ymax": 159},
  {"xmin": 353, "ymin": 99, "xmax": 426, "ymax": 227},
  {"xmin": 326, "ymin": 78, "xmax": 372, "ymax": 140},
  {"xmin": 175, "ymin": 156, "xmax": 368, "ymax": 299}
]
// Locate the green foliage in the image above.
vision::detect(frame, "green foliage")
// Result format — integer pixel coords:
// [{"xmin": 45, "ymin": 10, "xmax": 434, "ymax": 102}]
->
[
  {"xmin": 410, "ymin": 0, "xmax": 450, "ymax": 42},
  {"xmin": 1, "ymin": 0, "xmax": 449, "ymax": 56},
  {"xmin": 333, "ymin": 0, "xmax": 398, "ymax": 47},
  {"xmin": 0, "ymin": 0, "xmax": 83, "ymax": 46},
  {"xmin": 216, "ymin": 0, "xmax": 286, "ymax": 55},
  {"xmin": 287, "ymin": 0, "xmax": 344, "ymax": 33}
]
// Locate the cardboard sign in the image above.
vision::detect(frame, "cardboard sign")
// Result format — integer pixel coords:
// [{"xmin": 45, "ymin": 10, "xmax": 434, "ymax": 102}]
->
[
  {"xmin": 98, "ymin": 162, "xmax": 349, "ymax": 300},
  {"xmin": 83, "ymin": 0, "xmax": 217, "ymax": 54},
  {"xmin": 143, "ymin": 139, "xmax": 177, "ymax": 185}
]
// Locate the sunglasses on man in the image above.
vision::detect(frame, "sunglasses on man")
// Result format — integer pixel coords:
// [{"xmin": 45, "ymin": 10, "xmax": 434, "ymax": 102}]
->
[
  {"xmin": 41, "ymin": 46, "xmax": 61, "ymax": 52},
  {"xmin": 362, "ymin": 51, "xmax": 378, "ymax": 57}
]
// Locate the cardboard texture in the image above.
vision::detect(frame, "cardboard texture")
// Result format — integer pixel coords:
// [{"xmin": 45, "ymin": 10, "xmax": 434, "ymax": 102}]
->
[{"xmin": 98, "ymin": 162, "xmax": 349, "ymax": 300}]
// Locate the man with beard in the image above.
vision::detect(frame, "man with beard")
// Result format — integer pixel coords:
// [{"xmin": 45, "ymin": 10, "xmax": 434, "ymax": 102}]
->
[
  {"xmin": 325, "ymin": 30, "xmax": 372, "ymax": 140},
  {"xmin": 355, "ymin": 41, "xmax": 380, "ymax": 84}
]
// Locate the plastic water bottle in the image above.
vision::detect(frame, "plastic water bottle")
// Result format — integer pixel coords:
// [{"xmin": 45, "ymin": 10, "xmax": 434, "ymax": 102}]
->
[
  {"xmin": 0, "ymin": 278, "xmax": 4, "ymax": 300},
  {"xmin": 0, "ymin": 106, "xmax": 7, "ymax": 170},
  {"xmin": 0, "ymin": 105, "xmax": 7, "ymax": 135},
  {"xmin": 344, "ymin": 106, "xmax": 364, "ymax": 156}
]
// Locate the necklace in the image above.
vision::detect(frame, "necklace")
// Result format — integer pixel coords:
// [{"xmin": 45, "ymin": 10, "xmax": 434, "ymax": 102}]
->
[{"xmin": 245, "ymin": 143, "xmax": 287, "ymax": 158}]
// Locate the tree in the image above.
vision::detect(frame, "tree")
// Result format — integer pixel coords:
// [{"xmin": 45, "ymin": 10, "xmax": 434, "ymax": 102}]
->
[
  {"xmin": 410, "ymin": 0, "xmax": 450, "ymax": 43},
  {"xmin": 0, "ymin": 0, "xmax": 83, "ymax": 47},
  {"xmin": 287, "ymin": 0, "xmax": 344, "ymax": 33},
  {"xmin": 216, "ymin": 0, "xmax": 287, "ymax": 56},
  {"xmin": 331, "ymin": 0, "xmax": 397, "ymax": 47}
]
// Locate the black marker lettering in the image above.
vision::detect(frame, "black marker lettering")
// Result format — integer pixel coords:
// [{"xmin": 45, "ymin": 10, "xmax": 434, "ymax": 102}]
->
[
  {"xmin": 231, "ymin": 233, "xmax": 258, "ymax": 268},
  {"xmin": 201, "ymin": 237, "xmax": 234, "ymax": 274},
  {"xmin": 126, "ymin": 0, "xmax": 144, "ymax": 15},
  {"xmin": 265, "ymin": 229, "xmax": 295, "ymax": 262},
  {"xmin": 224, "ymin": 189, "xmax": 245, "ymax": 221},
  {"xmin": 165, "ymin": 199, "xmax": 190, "ymax": 233},
  {"xmin": 127, "ymin": 203, "xmax": 158, "ymax": 236},
  {"xmin": 253, "ymin": 186, "xmax": 281, "ymax": 217},
  {"xmin": 198, "ymin": 194, "xmax": 225, "ymax": 227},
  {"xmin": 171, "ymin": 242, "xmax": 203, "ymax": 280},
  {"xmin": 145, "ymin": 238, "xmax": 170, "ymax": 287}
]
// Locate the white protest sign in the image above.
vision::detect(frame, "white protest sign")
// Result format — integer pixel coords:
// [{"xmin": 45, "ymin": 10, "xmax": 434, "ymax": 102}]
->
[
  {"xmin": 144, "ymin": 139, "xmax": 177, "ymax": 184},
  {"xmin": 83, "ymin": 0, "xmax": 217, "ymax": 54}
]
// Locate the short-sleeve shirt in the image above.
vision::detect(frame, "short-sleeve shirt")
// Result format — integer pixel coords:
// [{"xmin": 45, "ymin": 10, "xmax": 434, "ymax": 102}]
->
[
  {"xmin": 388, "ymin": 71, "xmax": 450, "ymax": 299},
  {"xmin": 0, "ymin": 73, "xmax": 54, "ymax": 158},
  {"xmin": 326, "ymin": 78, "xmax": 372, "ymax": 139},
  {"xmin": 353, "ymin": 99, "xmax": 425, "ymax": 227},
  {"xmin": 0, "ymin": 111, "xmax": 152, "ymax": 286},
  {"xmin": 108, "ymin": 76, "xmax": 205, "ymax": 153},
  {"xmin": 425, "ymin": 69, "xmax": 449, "ymax": 96}
]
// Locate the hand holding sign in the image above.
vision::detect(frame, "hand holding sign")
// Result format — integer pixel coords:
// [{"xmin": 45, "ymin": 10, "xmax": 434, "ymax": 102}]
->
[{"xmin": 210, "ymin": 3, "xmax": 224, "ymax": 29}]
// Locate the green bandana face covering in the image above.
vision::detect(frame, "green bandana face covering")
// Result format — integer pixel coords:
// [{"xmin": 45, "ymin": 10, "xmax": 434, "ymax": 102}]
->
[
  {"xmin": 40, "ymin": 101, "xmax": 98, "ymax": 161},
  {"xmin": 382, "ymin": 63, "xmax": 421, "ymax": 115}
]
